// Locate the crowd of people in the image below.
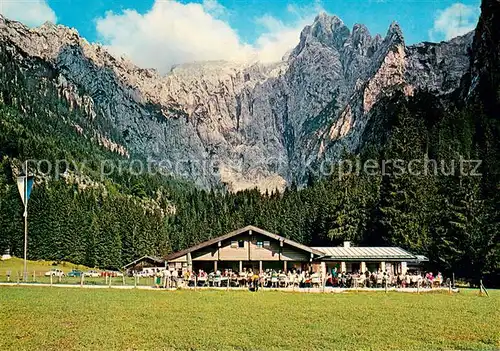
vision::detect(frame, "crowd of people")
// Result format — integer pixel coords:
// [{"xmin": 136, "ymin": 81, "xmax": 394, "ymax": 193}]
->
[
  {"xmin": 143, "ymin": 267, "xmax": 447, "ymax": 290},
  {"xmin": 325, "ymin": 270, "xmax": 445, "ymax": 289}
]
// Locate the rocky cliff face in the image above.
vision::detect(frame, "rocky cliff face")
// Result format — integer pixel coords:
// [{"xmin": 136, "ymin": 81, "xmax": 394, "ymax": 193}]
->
[
  {"xmin": 466, "ymin": 0, "xmax": 499, "ymax": 103},
  {"xmin": 0, "ymin": 13, "xmax": 474, "ymax": 191}
]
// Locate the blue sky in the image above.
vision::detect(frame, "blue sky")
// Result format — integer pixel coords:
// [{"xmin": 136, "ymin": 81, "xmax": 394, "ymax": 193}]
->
[
  {"xmin": 0, "ymin": 0, "xmax": 481, "ymax": 73},
  {"xmin": 47, "ymin": 0, "xmax": 480, "ymax": 45}
]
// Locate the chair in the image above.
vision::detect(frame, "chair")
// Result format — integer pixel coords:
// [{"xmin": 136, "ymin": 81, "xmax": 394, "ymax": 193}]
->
[
  {"xmin": 198, "ymin": 276, "xmax": 207, "ymax": 287},
  {"xmin": 231, "ymin": 275, "xmax": 239, "ymax": 287},
  {"xmin": 279, "ymin": 274, "xmax": 288, "ymax": 288},
  {"xmin": 311, "ymin": 275, "xmax": 321, "ymax": 288},
  {"xmin": 271, "ymin": 276, "xmax": 278, "ymax": 288},
  {"xmin": 214, "ymin": 275, "xmax": 221, "ymax": 287}
]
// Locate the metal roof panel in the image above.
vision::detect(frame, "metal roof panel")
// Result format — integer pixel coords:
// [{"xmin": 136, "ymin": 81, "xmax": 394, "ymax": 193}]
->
[{"xmin": 311, "ymin": 246, "xmax": 416, "ymax": 260}]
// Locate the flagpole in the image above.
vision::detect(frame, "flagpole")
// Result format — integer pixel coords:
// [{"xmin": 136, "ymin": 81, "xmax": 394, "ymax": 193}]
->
[{"xmin": 23, "ymin": 160, "xmax": 28, "ymax": 282}]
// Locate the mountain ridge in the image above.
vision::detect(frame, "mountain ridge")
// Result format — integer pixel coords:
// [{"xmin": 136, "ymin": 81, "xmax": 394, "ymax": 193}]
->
[{"xmin": 0, "ymin": 13, "xmax": 474, "ymax": 191}]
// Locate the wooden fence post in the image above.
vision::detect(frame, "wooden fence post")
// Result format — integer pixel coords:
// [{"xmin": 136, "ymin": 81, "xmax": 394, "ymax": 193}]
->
[
  {"xmin": 17, "ymin": 271, "xmax": 20, "ymax": 285},
  {"xmin": 33, "ymin": 271, "xmax": 36, "ymax": 282},
  {"xmin": 134, "ymin": 275, "xmax": 137, "ymax": 289},
  {"xmin": 108, "ymin": 275, "xmax": 112, "ymax": 288},
  {"xmin": 80, "ymin": 274, "xmax": 84, "ymax": 287},
  {"xmin": 50, "ymin": 274, "xmax": 53, "ymax": 286}
]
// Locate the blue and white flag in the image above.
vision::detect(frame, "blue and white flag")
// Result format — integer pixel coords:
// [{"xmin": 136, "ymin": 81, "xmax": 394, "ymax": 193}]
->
[{"xmin": 17, "ymin": 175, "xmax": 34, "ymax": 206}]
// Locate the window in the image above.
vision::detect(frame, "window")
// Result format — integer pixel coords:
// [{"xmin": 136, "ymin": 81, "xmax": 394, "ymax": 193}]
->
[
  {"xmin": 238, "ymin": 240, "xmax": 245, "ymax": 248},
  {"xmin": 256, "ymin": 241, "xmax": 263, "ymax": 248},
  {"xmin": 230, "ymin": 241, "xmax": 238, "ymax": 248},
  {"xmin": 264, "ymin": 241, "xmax": 271, "ymax": 248}
]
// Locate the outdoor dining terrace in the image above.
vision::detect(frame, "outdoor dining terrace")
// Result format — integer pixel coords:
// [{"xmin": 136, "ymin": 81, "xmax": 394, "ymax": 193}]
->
[{"xmin": 157, "ymin": 268, "xmax": 446, "ymax": 291}]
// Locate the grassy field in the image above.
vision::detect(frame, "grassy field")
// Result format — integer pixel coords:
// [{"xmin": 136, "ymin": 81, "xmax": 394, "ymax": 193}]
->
[
  {"xmin": 0, "ymin": 257, "xmax": 151, "ymax": 286},
  {"xmin": 0, "ymin": 257, "xmax": 170, "ymax": 287},
  {"xmin": 0, "ymin": 287, "xmax": 498, "ymax": 351},
  {"xmin": 0, "ymin": 257, "xmax": 91, "ymax": 276}
]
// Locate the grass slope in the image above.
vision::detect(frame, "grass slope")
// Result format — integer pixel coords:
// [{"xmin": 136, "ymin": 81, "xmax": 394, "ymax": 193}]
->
[
  {"xmin": 0, "ymin": 257, "xmax": 91, "ymax": 276},
  {"xmin": 0, "ymin": 257, "xmax": 155, "ymax": 286},
  {"xmin": 0, "ymin": 287, "xmax": 498, "ymax": 351}
]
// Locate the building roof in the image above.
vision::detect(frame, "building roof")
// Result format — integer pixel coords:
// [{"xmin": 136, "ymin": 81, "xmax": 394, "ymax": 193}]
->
[
  {"xmin": 122, "ymin": 255, "xmax": 165, "ymax": 269},
  {"xmin": 165, "ymin": 225, "xmax": 324, "ymax": 261},
  {"xmin": 413, "ymin": 255, "xmax": 430, "ymax": 263},
  {"xmin": 312, "ymin": 246, "xmax": 417, "ymax": 262}
]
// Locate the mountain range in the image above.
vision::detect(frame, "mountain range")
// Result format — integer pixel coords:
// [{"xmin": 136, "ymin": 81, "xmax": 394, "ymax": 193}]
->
[{"xmin": 0, "ymin": 12, "xmax": 474, "ymax": 191}]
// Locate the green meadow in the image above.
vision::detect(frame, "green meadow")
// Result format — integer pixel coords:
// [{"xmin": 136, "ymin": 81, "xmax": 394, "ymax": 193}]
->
[
  {"xmin": 0, "ymin": 257, "xmax": 162, "ymax": 286},
  {"xmin": 0, "ymin": 257, "xmax": 90, "ymax": 275},
  {"xmin": 0, "ymin": 287, "xmax": 498, "ymax": 351}
]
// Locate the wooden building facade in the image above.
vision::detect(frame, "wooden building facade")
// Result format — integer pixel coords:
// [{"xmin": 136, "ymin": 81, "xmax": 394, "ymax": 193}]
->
[
  {"xmin": 164, "ymin": 226, "xmax": 324, "ymax": 273},
  {"xmin": 129, "ymin": 226, "xmax": 427, "ymax": 275},
  {"xmin": 122, "ymin": 255, "xmax": 165, "ymax": 273}
]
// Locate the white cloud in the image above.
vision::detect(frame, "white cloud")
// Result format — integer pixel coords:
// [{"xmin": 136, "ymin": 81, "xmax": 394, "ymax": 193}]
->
[
  {"xmin": 0, "ymin": 0, "xmax": 56, "ymax": 27},
  {"xmin": 202, "ymin": 0, "xmax": 226, "ymax": 17},
  {"xmin": 429, "ymin": 3, "xmax": 479, "ymax": 41},
  {"xmin": 96, "ymin": 0, "xmax": 253, "ymax": 74},
  {"xmin": 255, "ymin": 2, "xmax": 323, "ymax": 62},
  {"xmin": 96, "ymin": 0, "xmax": 323, "ymax": 74}
]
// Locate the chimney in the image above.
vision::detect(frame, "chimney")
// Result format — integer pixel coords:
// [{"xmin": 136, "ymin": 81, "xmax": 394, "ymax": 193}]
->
[{"xmin": 343, "ymin": 241, "xmax": 351, "ymax": 248}]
